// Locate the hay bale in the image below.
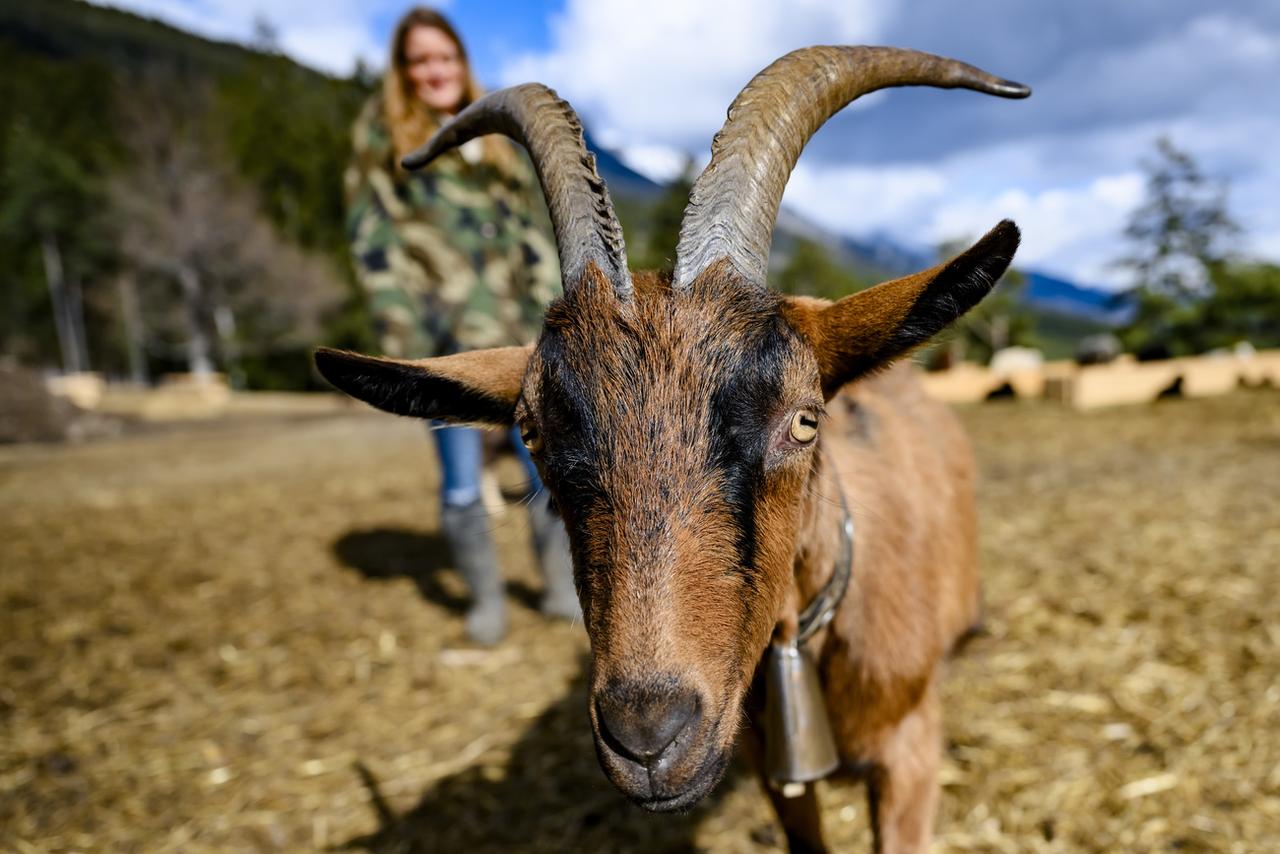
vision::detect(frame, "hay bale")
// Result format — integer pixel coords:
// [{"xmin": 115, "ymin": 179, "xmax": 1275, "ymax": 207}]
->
[
  {"xmin": 918, "ymin": 363, "xmax": 1002, "ymax": 403},
  {"xmin": 1240, "ymin": 348, "xmax": 1280, "ymax": 387},
  {"xmin": 45, "ymin": 372, "xmax": 105, "ymax": 410},
  {"xmin": 100, "ymin": 373, "xmax": 234, "ymax": 421},
  {"xmin": 1177, "ymin": 356, "xmax": 1241, "ymax": 398},
  {"xmin": 1070, "ymin": 359, "xmax": 1181, "ymax": 409},
  {"xmin": 0, "ymin": 364, "xmax": 76, "ymax": 443}
]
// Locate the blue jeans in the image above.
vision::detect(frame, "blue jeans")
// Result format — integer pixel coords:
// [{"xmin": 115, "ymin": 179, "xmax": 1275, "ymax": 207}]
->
[{"xmin": 431, "ymin": 423, "xmax": 542, "ymax": 507}]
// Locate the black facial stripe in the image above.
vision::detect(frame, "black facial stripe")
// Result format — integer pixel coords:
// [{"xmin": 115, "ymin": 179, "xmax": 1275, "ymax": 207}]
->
[
  {"xmin": 535, "ymin": 293, "xmax": 796, "ymax": 591},
  {"xmin": 537, "ymin": 332, "xmax": 610, "ymax": 516},
  {"xmin": 706, "ymin": 315, "xmax": 792, "ymax": 579}
]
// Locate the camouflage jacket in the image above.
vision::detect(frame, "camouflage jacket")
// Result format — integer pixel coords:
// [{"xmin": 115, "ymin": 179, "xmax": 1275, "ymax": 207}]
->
[{"xmin": 345, "ymin": 95, "xmax": 561, "ymax": 358}]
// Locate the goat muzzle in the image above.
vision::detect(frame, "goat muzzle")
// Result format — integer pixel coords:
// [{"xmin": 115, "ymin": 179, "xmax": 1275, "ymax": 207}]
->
[
  {"xmin": 589, "ymin": 675, "xmax": 730, "ymax": 811},
  {"xmin": 595, "ymin": 680, "xmax": 699, "ymax": 765}
]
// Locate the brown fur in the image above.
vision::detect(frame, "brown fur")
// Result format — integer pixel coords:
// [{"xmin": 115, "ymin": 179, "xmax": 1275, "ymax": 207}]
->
[
  {"xmin": 316, "ymin": 229, "xmax": 1014, "ymax": 851},
  {"xmin": 784, "ymin": 366, "xmax": 980, "ymax": 851}
]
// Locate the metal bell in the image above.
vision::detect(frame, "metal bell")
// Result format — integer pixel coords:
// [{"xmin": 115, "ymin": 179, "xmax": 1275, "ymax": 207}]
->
[{"xmin": 764, "ymin": 640, "xmax": 840, "ymax": 787}]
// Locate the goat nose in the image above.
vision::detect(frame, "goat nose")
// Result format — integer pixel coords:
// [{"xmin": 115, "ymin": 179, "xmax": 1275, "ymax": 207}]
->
[{"xmin": 596, "ymin": 680, "xmax": 698, "ymax": 764}]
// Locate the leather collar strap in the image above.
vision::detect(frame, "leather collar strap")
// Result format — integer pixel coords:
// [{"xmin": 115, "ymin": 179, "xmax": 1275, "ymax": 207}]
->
[{"xmin": 795, "ymin": 486, "xmax": 854, "ymax": 645}]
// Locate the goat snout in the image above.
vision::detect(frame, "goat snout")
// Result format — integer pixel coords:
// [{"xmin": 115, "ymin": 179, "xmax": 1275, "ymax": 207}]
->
[{"xmin": 595, "ymin": 678, "xmax": 699, "ymax": 765}]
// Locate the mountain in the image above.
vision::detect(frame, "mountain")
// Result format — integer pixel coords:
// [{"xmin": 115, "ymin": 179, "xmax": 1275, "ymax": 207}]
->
[
  {"xmin": 781, "ymin": 205, "xmax": 1127, "ymax": 325},
  {"xmin": 1023, "ymin": 271, "xmax": 1129, "ymax": 324},
  {"xmin": 771, "ymin": 207, "xmax": 905, "ymax": 282},
  {"xmin": 583, "ymin": 130, "xmax": 664, "ymax": 200},
  {"xmin": 0, "ymin": 0, "xmax": 270, "ymax": 76},
  {"xmin": 589, "ymin": 143, "xmax": 1125, "ymax": 326},
  {"xmin": 838, "ymin": 231, "xmax": 935, "ymax": 277}
]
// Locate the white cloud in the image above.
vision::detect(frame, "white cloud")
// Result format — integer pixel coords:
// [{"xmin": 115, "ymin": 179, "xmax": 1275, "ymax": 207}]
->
[
  {"xmin": 925, "ymin": 173, "xmax": 1145, "ymax": 287},
  {"xmin": 501, "ymin": 0, "xmax": 888, "ymax": 149},
  {"xmin": 617, "ymin": 143, "xmax": 691, "ymax": 185},
  {"xmin": 782, "ymin": 163, "xmax": 948, "ymax": 236},
  {"xmin": 780, "ymin": 145, "xmax": 1147, "ymax": 288},
  {"xmin": 504, "ymin": 0, "xmax": 1280, "ymax": 284},
  {"xmin": 276, "ymin": 21, "xmax": 383, "ymax": 75}
]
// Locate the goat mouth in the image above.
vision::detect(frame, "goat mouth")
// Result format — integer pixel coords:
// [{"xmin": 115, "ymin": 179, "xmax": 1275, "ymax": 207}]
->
[{"xmin": 631, "ymin": 748, "xmax": 729, "ymax": 814}]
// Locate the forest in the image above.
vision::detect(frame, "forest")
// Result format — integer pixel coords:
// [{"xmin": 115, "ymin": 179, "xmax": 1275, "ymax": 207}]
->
[{"xmin": 1, "ymin": 0, "xmax": 370, "ymax": 389}]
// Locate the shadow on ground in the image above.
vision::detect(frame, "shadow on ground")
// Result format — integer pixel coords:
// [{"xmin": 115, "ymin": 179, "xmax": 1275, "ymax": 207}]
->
[
  {"xmin": 332, "ymin": 527, "xmax": 547, "ymax": 614},
  {"xmin": 334, "ymin": 528, "xmax": 468, "ymax": 614},
  {"xmin": 337, "ymin": 668, "xmax": 753, "ymax": 853}
]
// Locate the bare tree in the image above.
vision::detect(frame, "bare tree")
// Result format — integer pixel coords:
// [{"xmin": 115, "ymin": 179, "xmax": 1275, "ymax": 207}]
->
[
  {"xmin": 114, "ymin": 272, "xmax": 149, "ymax": 385},
  {"xmin": 109, "ymin": 80, "xmax": 343, "ymax": 383}
]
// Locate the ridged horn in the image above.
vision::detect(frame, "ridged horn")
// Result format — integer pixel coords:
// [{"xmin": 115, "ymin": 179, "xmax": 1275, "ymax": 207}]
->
[
  {"xmin": 402, "ymin": 83, "xmax": 632, "ymax": 299},
  {"xmin": 673, "ymin": 46, "xmax": 1030, "ymax": 290}
]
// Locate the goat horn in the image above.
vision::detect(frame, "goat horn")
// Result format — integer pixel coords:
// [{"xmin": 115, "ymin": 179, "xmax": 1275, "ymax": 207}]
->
[
  {"xmin": 402, "ymin": 83, "xmax": 632, "ymax": 299},
  {"xmin": 673, "ymin": 46, "xmax": 1030, "ymax": 291}
]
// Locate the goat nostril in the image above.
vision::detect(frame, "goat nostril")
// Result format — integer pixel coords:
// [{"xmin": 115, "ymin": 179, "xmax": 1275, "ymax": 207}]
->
[{"xmin": 596, "ymin": 683, "xmax": 698, "ymax": 764}]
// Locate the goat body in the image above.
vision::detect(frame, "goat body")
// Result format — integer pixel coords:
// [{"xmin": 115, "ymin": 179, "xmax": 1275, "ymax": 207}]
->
[
  {"xmin": 317, "ymin": 46, "xmax": 1027, "ymax": 853},
  {"xmin": 761, "ymin": 361, "xmax": 980, "ymax": 851}
]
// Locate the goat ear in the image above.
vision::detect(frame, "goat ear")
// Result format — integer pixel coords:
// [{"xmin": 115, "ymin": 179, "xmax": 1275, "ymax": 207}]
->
[
  {"xmin": 783, "ymin": 220, "xmax": 1020, "ymax": 398},
  {"xmin": 313, "ymin": 346, "xmax": 531, "ymax": 425}
]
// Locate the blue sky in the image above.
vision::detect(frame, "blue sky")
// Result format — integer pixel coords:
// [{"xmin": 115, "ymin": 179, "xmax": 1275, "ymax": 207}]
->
[{"xmin": 91, "ymin": 0, "xmax": 1280, "ymax": 288}]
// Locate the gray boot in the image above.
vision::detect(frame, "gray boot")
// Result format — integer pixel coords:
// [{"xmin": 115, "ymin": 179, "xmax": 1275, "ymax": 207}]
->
[
  {"xmin": 528, "ymin": 491, "xmax": 582, "ymax": 622},
  {"xmin": 440, "ymin": 501, "xmax": 507, "ymax": 645}
]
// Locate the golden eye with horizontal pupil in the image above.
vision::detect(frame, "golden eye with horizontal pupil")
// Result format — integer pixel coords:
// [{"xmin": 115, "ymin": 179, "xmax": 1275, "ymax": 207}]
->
[
  {"xmin": 789, "ymin": 410, "xmax": 819, "ymax": 444},
  {"xmin": 520, "ymin": 427, "xmax": 543, "ymax": 454}
]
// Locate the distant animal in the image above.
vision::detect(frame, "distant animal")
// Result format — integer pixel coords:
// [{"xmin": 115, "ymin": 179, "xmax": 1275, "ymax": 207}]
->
[
  {"xmin": 317, "ymin": 46, "xmax": 1028, "ymax": 853},
  {"xmin": 1076, "ymin": 333, "xmax": 1122, "ymax": 365}
]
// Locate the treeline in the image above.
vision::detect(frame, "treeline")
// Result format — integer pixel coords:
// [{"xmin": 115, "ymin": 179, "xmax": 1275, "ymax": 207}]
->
[{"xmin": 0, "ymin": 0, "xmax": 372, "ymax": 388}]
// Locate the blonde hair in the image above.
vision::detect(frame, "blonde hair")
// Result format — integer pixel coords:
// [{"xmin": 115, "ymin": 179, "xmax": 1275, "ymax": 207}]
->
[{"xmin": 382, "ymin": 7, "xmax": 517, "ymax": 174}]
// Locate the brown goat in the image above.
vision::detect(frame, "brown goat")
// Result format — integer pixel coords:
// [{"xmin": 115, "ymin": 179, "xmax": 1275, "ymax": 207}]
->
[{"xmin": 317, "ymin": 46, "xmax": 1028, "ymax": 853}]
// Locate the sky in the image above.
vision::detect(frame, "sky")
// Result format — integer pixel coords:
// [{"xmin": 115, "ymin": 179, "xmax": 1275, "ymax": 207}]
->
[{"xmin": 90, "ymin": 0, "xmax": 1280, "ymax": 289}]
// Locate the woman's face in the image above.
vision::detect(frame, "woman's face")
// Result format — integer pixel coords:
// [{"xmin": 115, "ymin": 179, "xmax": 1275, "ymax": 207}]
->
[{"xmin": 403, "ymin": 26, "xmax": 466, "ymax": 114}]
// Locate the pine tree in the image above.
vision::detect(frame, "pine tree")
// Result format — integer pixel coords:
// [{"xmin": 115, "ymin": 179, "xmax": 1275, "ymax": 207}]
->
[{"xmin": 1116, "ymin": 137, "xmax": 1239, "ymax": 358}]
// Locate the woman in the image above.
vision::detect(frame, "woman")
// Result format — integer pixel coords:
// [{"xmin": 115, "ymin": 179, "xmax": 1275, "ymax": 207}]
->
[{"xmin": 345, "ymin": 7, "xmax": 577, "ymax": 644}]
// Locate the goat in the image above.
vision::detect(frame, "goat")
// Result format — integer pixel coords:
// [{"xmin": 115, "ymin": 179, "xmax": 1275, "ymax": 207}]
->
[{"xmin": 317, "ymin": 46, "xmax": 1028, "ymax": 853}]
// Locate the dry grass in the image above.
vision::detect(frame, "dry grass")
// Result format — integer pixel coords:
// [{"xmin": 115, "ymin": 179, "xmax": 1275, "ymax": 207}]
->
[{"xmin": 2, "ymin": 390, "xmax": 1277, "ymax": 852}]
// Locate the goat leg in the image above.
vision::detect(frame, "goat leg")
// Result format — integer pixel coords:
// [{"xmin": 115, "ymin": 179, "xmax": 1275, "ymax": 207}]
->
[
  {"xmin": 867, "ymin": 680, "xmax": 942, "ymax": 854},
  {"xmin": 741, "ymin": 717, "xmax": 828, "ymax": 853}
]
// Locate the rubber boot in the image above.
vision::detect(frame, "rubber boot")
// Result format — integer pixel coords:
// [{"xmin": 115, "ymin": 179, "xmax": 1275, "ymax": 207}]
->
[
  {"xmin": 528, "ymin": 491, "xmax": 582, "ymax": 622},
  {"xmin": 440, "ymin": 500, "xmax": 507, "ymax": 644}
]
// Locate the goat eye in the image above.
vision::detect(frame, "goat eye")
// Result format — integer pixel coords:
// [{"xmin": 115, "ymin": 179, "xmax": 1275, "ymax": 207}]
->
[
  {"xmin": 520, "ymin": 426, "xmax": 543, "ymax": 454},
  {"xmin": 789, "ymin": 410, "xmax": 819, "ymax": 444}
]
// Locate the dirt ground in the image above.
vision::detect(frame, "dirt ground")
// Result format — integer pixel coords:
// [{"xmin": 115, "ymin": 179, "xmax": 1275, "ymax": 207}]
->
[{"xmin": 2, "ymin": 390, "xmax": 1278, "ymax": 852}]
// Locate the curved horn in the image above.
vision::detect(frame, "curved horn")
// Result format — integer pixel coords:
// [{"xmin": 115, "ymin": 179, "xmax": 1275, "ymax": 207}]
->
[
  {"xmin": 673, "ymin": 46, "xmax": 1030, "ymax": 290},
  {"xmin": 403, "ymin": 84, "xmax": 632, "ymax": 299}
]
